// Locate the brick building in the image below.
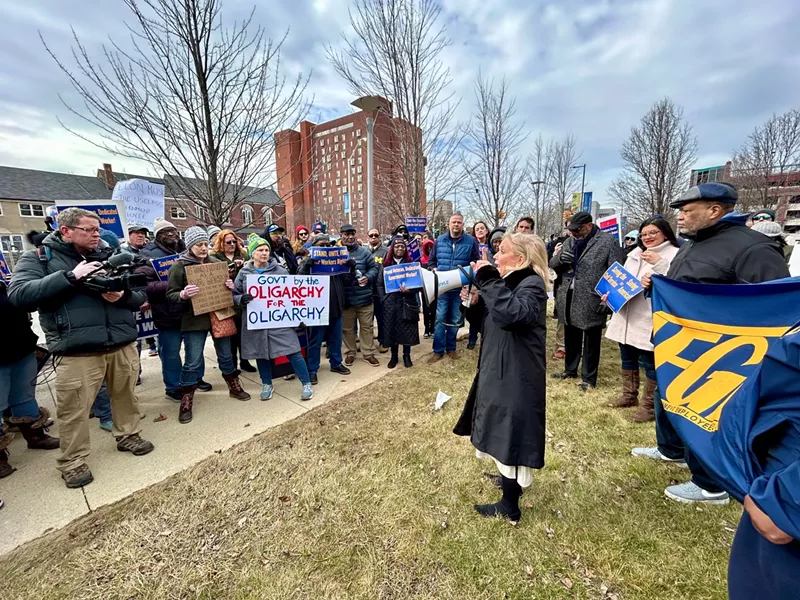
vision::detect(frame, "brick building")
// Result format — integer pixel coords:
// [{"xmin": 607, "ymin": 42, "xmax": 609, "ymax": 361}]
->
[{"xmin": 274, "ymin": 98, "xmax": 425, "ymax": 236}]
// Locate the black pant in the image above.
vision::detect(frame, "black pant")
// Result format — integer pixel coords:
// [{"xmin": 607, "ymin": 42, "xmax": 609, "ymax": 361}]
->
[
  {"xmin": 422, "ymin": 296, "xmax": 436, "ymax": 335},
  {"xmin": 564, "ymin": 324, "xmax": 603, "ymax": 386}
]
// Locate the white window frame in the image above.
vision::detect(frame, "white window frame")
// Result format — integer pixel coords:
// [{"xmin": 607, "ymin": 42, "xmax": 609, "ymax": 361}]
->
[
  {"xmin": 195, "ymin": 203, "xmax": 206, "ymax": 222},
  {"xmin": 170, "ymin": 205, "xmax": 187, "ymax": 220},
  {"xmin": 19, "ymin": 203, "xmax": 45, "ymax": 217},
  {"xmin": 261, "ymin": 206, "xmax": 273, "ymax": 226},
  {"xmin": 241, "ymin": 205, "xmax": 254, "ymax": 225},
  {"xmin": 1, "ymin": 234, "xmax": 24, "ymax": 253},
  {"xmin": 0, "ymin": 204, "xmax": 3, "ymax": 216}
]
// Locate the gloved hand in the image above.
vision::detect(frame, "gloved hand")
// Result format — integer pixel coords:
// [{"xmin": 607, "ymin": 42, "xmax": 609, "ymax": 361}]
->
[
  {"xmin": 560, "ymin": 250, "xmax": 574, "ymax": 264},
  {"xmin": 304, "ymin": 257, "xmax": 317, "ymax": 267},
  {"xmin": 240, "ymin": 293, "xmax": 254, "ymax": 305}
]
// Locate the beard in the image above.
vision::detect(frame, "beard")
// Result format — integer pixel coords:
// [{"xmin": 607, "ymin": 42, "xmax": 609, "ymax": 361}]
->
[{"xmin": 159, "ymin": 235, "xmax": 179, "ymax": 250}]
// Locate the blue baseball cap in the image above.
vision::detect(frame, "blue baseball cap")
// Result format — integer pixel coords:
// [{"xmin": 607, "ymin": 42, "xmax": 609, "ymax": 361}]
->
[
  {"xmin": 267, "ymin": 224, "xmax": 284, "ymax": 234},
  {"xmin": 670, "ymin": 182, "xmax": 738, "ymax": 208}
]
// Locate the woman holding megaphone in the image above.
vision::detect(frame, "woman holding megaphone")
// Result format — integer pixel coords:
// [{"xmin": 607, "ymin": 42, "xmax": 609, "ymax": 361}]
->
[{"xmin": 453, "ymin": 232, "xmax": 550, "ymax": 523}]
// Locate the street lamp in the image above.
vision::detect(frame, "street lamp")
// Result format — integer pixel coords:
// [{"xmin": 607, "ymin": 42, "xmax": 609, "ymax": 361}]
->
[
  {"xmin": 571, "ymin": 164, "xmax": 586, "ymax": 212},
  {"xmin": 351, "ymin": 95, "xmax": 389, "ymax": 230}
]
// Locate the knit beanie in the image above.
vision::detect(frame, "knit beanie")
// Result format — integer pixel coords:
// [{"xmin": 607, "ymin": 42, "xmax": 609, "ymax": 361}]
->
[
  {"xmin": 247, "ymin": 233, "xmax": 270, "ymax": 256},
  {"xmin": 153, "ymin": 218, "xmax": 176, "ymax": 236},
  {"xmin": 752, "ymin": 221, "xmax": 782, "ymax": 238},
  {"xmin": 296, "ymin": 224, "xmax": 309, "ymax": 235},
  {"xmin": 207, "ymin": 225, "xmax": 222, "ymax": 239},
  {"xmin": 184, "ymin": 226, "xmax": 209, "ymax": 249}
]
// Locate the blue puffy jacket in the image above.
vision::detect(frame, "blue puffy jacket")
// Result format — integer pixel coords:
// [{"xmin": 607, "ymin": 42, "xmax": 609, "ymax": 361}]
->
[{"xmin": 429, "ymin": 232, "xmax": 480, "ymax": 272}]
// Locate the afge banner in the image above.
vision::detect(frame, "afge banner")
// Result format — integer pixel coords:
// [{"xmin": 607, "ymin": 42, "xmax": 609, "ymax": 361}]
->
[{"xmin": 246, "ymin": 274, "xmax": 329, "ymax": 330}]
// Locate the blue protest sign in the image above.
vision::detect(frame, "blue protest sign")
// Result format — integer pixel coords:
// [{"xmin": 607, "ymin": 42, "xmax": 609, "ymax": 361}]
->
[
  {"xmin": 405, "ymin": 216, "xmax": 427, "ymax": 234},
  {"xmin": 407, "ymin": 238, "xmax": 422, "ymax": 262},
  {"xmin": 151, "ymin": 254, "xmax": 181, "ymax": 282},
  {"xmin": 0, "ymin": 248, "xmax": 11, "ymax": 282},
  {"xmin": 479, "ymin": 243, "xmax": 490, "ymax": 257},
  {"xmin": 383, "ymin": 262, "xmax": 423, "ymax": 293},
  {"xmin": 594, "ymin": 262, "xmax": 643, "ymax": 312},
  {"xmin": 56, "ymin": 200, "xmax": 127, "ymax": 239},
  {"xmin": 135, "ymin": 308, "xmax": 159, "ymax": 339},
  {"xmin": 582, "ymin": 191, "xmax": 593, "ymax": 213},
  {"xmin": 310, "ymin": 246, "xmax": 350, "ymax": 275}
]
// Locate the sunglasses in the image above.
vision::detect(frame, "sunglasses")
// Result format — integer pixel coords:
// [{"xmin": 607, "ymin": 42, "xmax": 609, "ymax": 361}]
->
[
  {"xmin": 299, "ymin": 231, "xmax": 309, "ymax": 236},
  {"xmin": 225, "ymin": 240, "xmax": 237, "ymax": 245},
  {"xmin": 368, "ymin": 233, "xmax": 380, "ymax": 238},
  {"xmin": 752, "ymin": 214, "xmax": 772, "ymax": 222}
]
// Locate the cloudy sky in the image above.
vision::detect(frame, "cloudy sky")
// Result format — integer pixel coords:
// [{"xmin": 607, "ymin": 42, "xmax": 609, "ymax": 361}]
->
[{"xmin": 1, "ymin": 0, "xmax": 798, "ymax": 208}]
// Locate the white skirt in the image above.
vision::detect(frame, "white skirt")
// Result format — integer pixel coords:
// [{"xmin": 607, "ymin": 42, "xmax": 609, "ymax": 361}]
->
[{"xmin": 476, "ymin": 450, "xmax": 534, "ymax": 488}]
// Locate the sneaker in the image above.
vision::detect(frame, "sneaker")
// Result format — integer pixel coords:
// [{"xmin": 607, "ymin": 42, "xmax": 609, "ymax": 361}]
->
[
  {"xmin": 378, "ymin": 345, "xmax": 389, "ymax": 354},
  {"xmin": 116, "ymin": 433, "xmax": 155, "ymax": 456},
  {"xmin": 284, "ymin": 374, "xmax": 296, "ymax": 381},
  {"xmin": 165, "ymin": 389, "xmax": 182, "ymax": 403},
  {"xmin": 148, "ymin": 348, "xmax": 159, "ymax": 357},
  {"xmin": 551, "ymin": 372, "xmax": 577, "ymax": 380},
  {"xmin": 423, "ymin": 332, "xmax": 431, "ymax": 339},
  {"xmin": 99, "ymin": 419, "xmax": 113, "ymax": 432},
  {"xmin": 427, "ymin": 353, "xmax": 443, "ymax": 364},
  {"xmin": 197, "ymin": 380, "xmax": 213, "ymax": 392},
  {"xmin": 344, "ymin": 354, "xmax": 356, "ymax": 366},
  {"xmin": 664, "ymin": 481, "xmax": 730, "ymax": 505},
  {"xmin": 631, "ymin": 447, "xmax": 688, "ymax": 468},
  {"xmin": 260, "ymin": 384, "xmax": 274, "ymax": 401},
  {"xmin": 310, "ymin": 372, "xmax": 318, "ymax": 385},
  {"xmin": 62, "ymin": 464, "xmax": 93, "ymax": 488},
  {"xmin": 301, "ymin": 383, "xmax": 314, "ymax": 401},
  {"xmin": 330, "ymin": 365, "xmax": 351, "ymax": 375},
  {"xmin": 365, "ymin": 355, "xmax": 380, "ymax": 367}
]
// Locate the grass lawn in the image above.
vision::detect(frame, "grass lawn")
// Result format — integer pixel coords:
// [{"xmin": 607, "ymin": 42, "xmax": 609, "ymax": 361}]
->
[{"xmin": 2, "ymin": 327, "xmax": 740, "ymax": 599}]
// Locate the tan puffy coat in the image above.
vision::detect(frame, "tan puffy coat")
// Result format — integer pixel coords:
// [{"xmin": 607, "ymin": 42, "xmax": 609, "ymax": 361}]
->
[{"xmin": 605, "ymin": 242, "xmax": 680, "ymax": 351}]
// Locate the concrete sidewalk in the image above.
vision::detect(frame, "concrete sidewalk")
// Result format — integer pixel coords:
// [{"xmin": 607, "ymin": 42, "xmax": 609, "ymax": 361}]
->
[{"xmin": 0, "ymin": 326, "xmax": 461, "ymax": 555}]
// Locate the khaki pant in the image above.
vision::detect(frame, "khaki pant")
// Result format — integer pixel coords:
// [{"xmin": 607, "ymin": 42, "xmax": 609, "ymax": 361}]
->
[
  {"xmin": 343, "ymin": 305, "xmax": 375, "ymax": 358},
  {"xmin": 54, "ymin": 343, "xmax": 142, "ymax": 472},
  {"xmin": 555, "ymin": 319, "xmax": 566, "ymax": 352}
]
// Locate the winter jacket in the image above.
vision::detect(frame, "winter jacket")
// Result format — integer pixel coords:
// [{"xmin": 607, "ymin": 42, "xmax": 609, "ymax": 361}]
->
[
  {"xmin": 367, "ymin": 243, "xmax": 388, "ymax": 297},
  {"xmin": 212, "ymin": 249, "xmax": 249, "ymax": 284},
  {"xmin": 428, "ymin": 232, "xmax": 480, "ymax": 272},
  {"xmin": 605, "ymin": 242, "xmax": 679, "ymax": 351},
  {"xmin": 137, "ymin": 238, "xmax": 185, "ymax": 331},
  {"xmin": 166, "ymin": 251, "xmax": 229, "ymax": 332},
  {"xmin": 0, "ymin": 282, "xmax": 38, "ymax": 365},
  {"xmin": 454, "ymin": 266, "xmax": 548, "ymax": 469},
  {"xmin": 421, "ymin": 239, "xmax": 434, "ymax": 267},
  {"xmin": 667, "ymin": 212, "xmax": 790, "ymax": 284},
  {"xmin": 297, "ymin": 256, "xmax": 350, "ymax": 320},
  {"xmin": 343, "ymin": 243, "xmax": 379, "ymax": 308},
  {"xmin": 233, "ymin": 260, "xmax": 301, "ymax": 360},
  {"xmin": 376, "ymin": 255, "xmax": 421, "ymax": 348},
  {"xmin": 8, "ymin": 232, "xmax": 145, "ymax": 355},
  {"xmin": 550, "ymin": 226, "xmax": 626, "ymax": 330}
]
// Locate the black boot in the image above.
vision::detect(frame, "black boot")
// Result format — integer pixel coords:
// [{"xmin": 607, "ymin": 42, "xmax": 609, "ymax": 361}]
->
[
  {"xmin": 387, "ymin": 346, "xmax": 399, "ymax": 369},
  {"xmin": 240, "ymin": 360, "xmax": 257, "ymax": 373},
  {"xmin": 475, "ymin": 475, "xmax": 522, "ymax": 522},
  {"xmin": 402, "ymin": 346, "xmax": 412, "ymax": 368},
  {"xmin": 9, "ymin": 407, "xmax": 60, "ymax": 450}
]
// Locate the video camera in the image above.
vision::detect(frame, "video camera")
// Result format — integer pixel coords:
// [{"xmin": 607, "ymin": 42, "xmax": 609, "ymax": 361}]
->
[{"xmin": 80, "ymin": 251, "xmax": 149, "ymax": 294}]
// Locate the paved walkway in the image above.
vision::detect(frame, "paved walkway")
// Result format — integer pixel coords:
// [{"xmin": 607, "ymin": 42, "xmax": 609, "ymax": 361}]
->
[{"xmin": 0, "ymin": 324, "xmax": 461, "ymax": 555}]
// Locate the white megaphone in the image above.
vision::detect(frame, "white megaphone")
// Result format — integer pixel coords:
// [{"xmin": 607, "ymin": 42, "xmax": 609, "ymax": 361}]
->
[{"xmin": 421, "ymin": 266, "xmax": 474, "ymax": 305}]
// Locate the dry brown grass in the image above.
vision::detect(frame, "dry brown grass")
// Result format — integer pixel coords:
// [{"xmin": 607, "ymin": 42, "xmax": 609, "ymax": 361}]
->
[{"xmin": 2, "ymin": 330, "xmax": 740, "ymax": 600}]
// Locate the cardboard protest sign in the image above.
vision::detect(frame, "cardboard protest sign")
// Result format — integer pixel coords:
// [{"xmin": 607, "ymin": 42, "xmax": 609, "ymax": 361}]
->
[
  {"xmin": 151, "ymin": 254, "xmax": 181, "ymax": 282},
  {"xmin": 113, "ymin": 178, "xmax": 165, "ymax": 232},
  {"xmin": 185, "ymin": 261, "xmax": 234, "ymax": 316},
  {"xmin": 135, "ymin": 308, "xmax": 159, "ymax": 339},
  {"xmin": 0, "ymin": 248, "xmax": 11, "ymax": 282},
  {"xmin": 407, "ymin": 238, "xmax": 422, "ymax": 262},
  {"xmin": 309, "ymin": 246, "xmax": 350, "ymax": 275},
  {"xmin": 55, "ymin": 199, "xmax": 128, "ymax": 239},
  {"xmin": 405, "ymin": 216, "xmax": 428, "ymax": 234},
  {"xmin": 598, "ymin": 215, "xmax": 622, "ymax": 244},
  {"xmin": 383, "ymin": 262, "xmax": 423, "ymax": 293},
  {"xmin": 246, "ymin": 274, "xmax": 329, "ymax": 330},
  {"xmin": 595, "ymin": 262, "xmax": 644, "ymax": 313}
]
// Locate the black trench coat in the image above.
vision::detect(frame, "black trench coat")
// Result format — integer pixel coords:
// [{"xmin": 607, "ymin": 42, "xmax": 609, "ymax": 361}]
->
[
  {"xmin": 377, "ymin": 258, "xmax": 421, "ymax": 348},
  {"xmin": 454, "ymin": 266, "xmax": 548, "ymax": 469}
]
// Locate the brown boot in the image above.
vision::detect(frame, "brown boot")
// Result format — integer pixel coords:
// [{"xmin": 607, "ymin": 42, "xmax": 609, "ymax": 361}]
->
[
  {"xmin": 9, "ymin": 407, "xmax": 60, "ymax": 450},
  {"xmin": 223, "ymin": 370, "xmax": 251, "ymax": 401},
  {"xmin": 628, "ymin": 377, "xmax": 657, "ymax": 422},
  {"xmin": 179, "ymin": 386, "xmax": 196, "ymax": 424},
  {"xmin": 0, "ymin": 425, "xmax": 15, "ymax": 478},
  {"xmin": 609, "ymin": 369, "xmax": 639, "ymax": 408}
]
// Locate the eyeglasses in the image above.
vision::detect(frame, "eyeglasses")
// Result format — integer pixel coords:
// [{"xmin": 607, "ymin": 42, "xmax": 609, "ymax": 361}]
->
[
  {"xmin": 640, "ymin": 231, "xmax": 661, "ymax": 238},
  {"xmin": 71, "ymin": 226, "xmax": 100, "ymax": 234},
  {"xmin": 752, "ymin": 214, "xmax": 772, "ymax": 222}
]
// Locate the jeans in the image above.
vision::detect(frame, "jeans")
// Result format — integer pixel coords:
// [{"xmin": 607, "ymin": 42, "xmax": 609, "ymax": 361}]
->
[
  {"xmin": 618, "ymin": 344, "xmax": 656, "ymax": 381},
  {"xmin": 0, "ymin": 352, "xmax": 40, "ymax": 421},
  {"xmin": 256, "ymin": 352, "xmax": 310, "ymax": 386},
  {"xmin": 373, "ymin": 295, "xmax": 385, "ymax": 347},
  {"xmin": 158, "ymin": 328, "xmax": 185, "ymax": 393},
  {"xmin": 91, "ymin": 380, "xmax": 113, "ymax": 422},
  {"xmin": 433, "ymin": 290, "xmax": 462, "ymax": 355},
  {"xmin": 564, "ymin": 324, "xmax": 603, "ymax": 386},
  {"xmin": 181, "ymin": 330, "xmax": 236, "ymax": 386},
  {"xmin": 307, "ymin": 314, "xmax": 344, "ymax": 373}
]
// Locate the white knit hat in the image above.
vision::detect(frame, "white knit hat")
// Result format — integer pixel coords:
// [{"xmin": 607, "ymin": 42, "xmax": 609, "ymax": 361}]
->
[
  {"xmin": 752, "ymin": 221, "xmax": 782, "ymax": 238},
  {"xmin": 153, "ymin": 218, "xmax": 176, "ymax": 236},
  {"xmin": 184, "ymin": 226, "xmax": 209, "ymax": 249}
]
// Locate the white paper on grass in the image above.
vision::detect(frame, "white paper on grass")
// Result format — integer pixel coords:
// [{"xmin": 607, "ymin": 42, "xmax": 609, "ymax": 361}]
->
[{"xmin": 434, "ymin": 390, "xmax": 451, "ymax": 410}]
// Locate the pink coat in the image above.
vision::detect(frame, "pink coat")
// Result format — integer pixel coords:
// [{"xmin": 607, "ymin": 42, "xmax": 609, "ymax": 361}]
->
[{"xmin": 605, "ymin": 242, "xmax": 680, "ymax": 352}]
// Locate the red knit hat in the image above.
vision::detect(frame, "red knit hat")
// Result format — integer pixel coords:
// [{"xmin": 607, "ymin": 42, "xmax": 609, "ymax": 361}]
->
[{"xmin": 296, "ymin": 224, "xmax": 309, "ymax": 235}]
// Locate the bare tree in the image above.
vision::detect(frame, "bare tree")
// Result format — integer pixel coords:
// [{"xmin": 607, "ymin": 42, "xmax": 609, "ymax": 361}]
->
[
  {"xmin": 462, "ymin": 74, "xmax": 529, "ymax": 228},
  {"xmin": 608, "ymin": 98, "xmax": 697, "ymax": 223},
  {"xmin": 43, "ymin": 0, "xmax": 308, "ymax": 227},
  {"xmin": 547, "ymin": 134, "xmax": 581, "ymax": 222},
  {"xmin": 327, "ymin": 0, "xmax": 464, "ymax": 226},
  {"xmin": 730, "ymin": 109, "xmax": 800, "ymax": 212}
]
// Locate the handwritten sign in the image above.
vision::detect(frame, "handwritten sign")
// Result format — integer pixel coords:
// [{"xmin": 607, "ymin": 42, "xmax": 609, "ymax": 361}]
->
[
  {"xmin": 245, "ymin": 274, "xmax": 329, "ymax": 330},
  {"xmin": 383, "ymin": 262, "xmax": 423, "ymax": 293},
  {"xmin": 135, "ymin": 308, "xmax": 159, "ymax": 339},
  {"xmin": 310, "ymin": 246, "xmax": 350, "ymax": 275},
  {"xmin": 151, "ymin": 254, "xmax": 180, "ymax": 282},
  {"xmin": 598, "ymin": 215, "xmax": 622, "ymax": 244},
  {"xmin": 595, "ymin": 262, "xmax": 644, "ymax": 313},
  {"xmin": 56, "ymin": 199, "xmax": 128, "ymax": 239},
  {"xmin": 185, "ymin": 261, "xmax": 234, "ymax": 316},
  {"xmin": 0, "ymin": 248, "xmax": 11, "ymax": 282},
  {"xmin": 405, "ymin": 216, "xmax": 428, "ymax": 234},
  {"xmin": 407, "ymin": 238, "xmax": 422, "ymax": 262},
  {"xmin": 113, "ymin": 179, "xmax": 165, "ymax": 232}
]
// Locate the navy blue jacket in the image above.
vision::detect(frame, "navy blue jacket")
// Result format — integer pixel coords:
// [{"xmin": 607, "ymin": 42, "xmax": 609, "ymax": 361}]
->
[
  {"xmin": 343, "ymin": 244, "xmax": 379, "ymax": 308},
  {"xmin": 428, "ymin": 232, "xmax": 480, "ymax": 272}
]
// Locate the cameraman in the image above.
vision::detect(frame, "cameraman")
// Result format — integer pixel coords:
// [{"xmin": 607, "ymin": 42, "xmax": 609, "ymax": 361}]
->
[{"xmin": 8, "ymin": 208, "xmax": 155, "ymax": 489}]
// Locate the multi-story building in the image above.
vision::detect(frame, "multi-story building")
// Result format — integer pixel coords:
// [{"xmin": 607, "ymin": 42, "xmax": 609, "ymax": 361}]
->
[
  {"xmin": 690, "ymin": 164, "xmax": 730, "ymax": 187},
  {"xmin": 274, "ymin": 98, "xmax": 425, "ymax": 236}
]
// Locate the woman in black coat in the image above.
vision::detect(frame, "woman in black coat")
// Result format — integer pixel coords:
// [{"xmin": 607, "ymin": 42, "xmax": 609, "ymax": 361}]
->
[
  {"xmin": 377, "ymin": 236, "xmax": 421, "ymax": 368},
  {"xmin": 454, "ymin": 232, "xmax": 550, "ymax": 522}
]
